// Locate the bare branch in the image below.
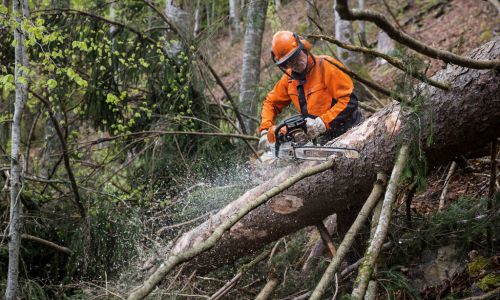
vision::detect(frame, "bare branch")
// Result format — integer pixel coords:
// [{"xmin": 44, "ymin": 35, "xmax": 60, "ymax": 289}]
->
[
  {"xmin": 351, "ymin": 145, "xmax": 410, "ymax": 299},
  {"xmin": 31, "ymin": 91, "xmax": 86, "ymax": 219},
  {"xmin": 335, "ymin": 0, "xmax": 500, "ymax": 69},
  {"xmin": 309, "ymin": 171, "xmax": 387, "ymax": 300}
]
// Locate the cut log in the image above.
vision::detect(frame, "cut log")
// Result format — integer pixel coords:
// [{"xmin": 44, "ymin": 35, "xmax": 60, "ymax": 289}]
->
[{"xmin": 169, "ymin": 38, "xmax": 500, "ymax": 274}]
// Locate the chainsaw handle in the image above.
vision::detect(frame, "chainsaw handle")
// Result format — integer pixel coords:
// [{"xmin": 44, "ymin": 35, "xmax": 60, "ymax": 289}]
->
[{"xmin": 274, "ymin": 122, "xmax": 287, "ymax": 157}]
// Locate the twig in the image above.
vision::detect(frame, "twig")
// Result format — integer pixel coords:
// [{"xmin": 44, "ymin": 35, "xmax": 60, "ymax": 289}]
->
[
  {"xmin": 439, "ymin": 161, "xmax": 457, "ymax": 211},
  {"xmin": 0, "ymin": 234, "xmax": 73, "ymax": 255},
  {"xmin": 315, "ymin": 221, "xmax": 337, "ymax": 256},
  {"xmin": 309, "ymin": 171, "xmax": 387, "ymax": 300},
  {"xmin": 127, "ymin": 159, "xmax": 337, "ymax": 300},
  {"xmin": 351, "ymin": 145, "xmax": 410, "ymax": 299},
  {"xmin": 458, "ymin": 286, "xmax": 500, "ymax": 300},
  {"xmin": 487, "ymin": 139, "xmax": 498, "ymax": 251},
  {"xmin": 405, "ymin": 181, "xmax": 417, "ymax": 228},
  {"xmin": 302, "ymin": 214, "xmax": 336, "ymax": 273},
  {"xmin": 255, "ymin": 274, "xmax": 280, "ymax": 300},
  {"xmin": 32, "ymin": 91, "xmax": 86, "ymax": 219},
  {"xmin": 210, "ymin": 249, "xmax": 270, "ymax": 300},
  {"xmin": 335, "ymin": 0, "xmax": 500, "ymax": 69},
  {"xmin": 330, "ymin": 273, "xmax": 338, "ymax": 300},
  {"xmin": 156, "ymin": 211, "xmax": 214, "ymax": 235}
]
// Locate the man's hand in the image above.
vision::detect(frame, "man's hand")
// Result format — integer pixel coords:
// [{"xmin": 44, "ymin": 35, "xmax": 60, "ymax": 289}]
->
[
  {"xmin": 305, "ymin": 117, "xmax": 326, "ymax": 139},
  {"xmin": 258, "ymin": 130, "xmax": 271, "ymax": 152}
]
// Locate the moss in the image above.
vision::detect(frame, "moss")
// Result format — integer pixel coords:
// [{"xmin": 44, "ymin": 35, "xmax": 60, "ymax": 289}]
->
[
  {"xmin": 477, "ymin": 273, "xmax": 500, "ymax": 291},
  {"xmin": 479, "ymin": 30, "xmax": 493, "ymax": 43},
  {"xmin": 467, "ymin": 256, "xmax": 489, "ymax": 276}
]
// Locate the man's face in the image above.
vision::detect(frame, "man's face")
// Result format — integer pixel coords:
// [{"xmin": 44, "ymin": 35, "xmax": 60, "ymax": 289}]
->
[{"xmin": 287, "ymin": 51, "xmax": 307, "ymax": 73}]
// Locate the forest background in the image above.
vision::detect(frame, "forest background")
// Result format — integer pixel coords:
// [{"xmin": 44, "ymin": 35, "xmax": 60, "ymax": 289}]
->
[{"xmin": 0, "ymin": 0, "xmax": 499, "ymax": 299}]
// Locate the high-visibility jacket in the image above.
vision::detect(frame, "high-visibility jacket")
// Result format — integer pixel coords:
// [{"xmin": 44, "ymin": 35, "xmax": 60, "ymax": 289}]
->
[{"xmin": 259, "ymin": 55, "xmax": 355, "ymax": 133}]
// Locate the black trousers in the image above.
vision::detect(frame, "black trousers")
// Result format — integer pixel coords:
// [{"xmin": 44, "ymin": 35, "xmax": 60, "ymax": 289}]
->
[{"xmin": 319, "ymin": 94, "xmax": 363, "ymax": 145}]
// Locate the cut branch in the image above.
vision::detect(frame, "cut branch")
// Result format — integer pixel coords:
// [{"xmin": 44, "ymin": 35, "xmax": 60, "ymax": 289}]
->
[
  {"xmin": 335, "ymin": 0, "xmax": 500, "ymax": 69},
  {"xmin": 309, "ymin": 171, "xmax": 387, "ymax": 300},
  {"xmin": 351, "ymin": 145, "xmax": 410, "ymax": 299}
]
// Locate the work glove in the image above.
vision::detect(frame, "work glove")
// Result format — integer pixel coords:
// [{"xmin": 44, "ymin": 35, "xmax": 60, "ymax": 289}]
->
[
  {"xmin": 258, "ymin": 130, "xmax": 272, "ymax": 152},
  {"xmin": 305, "ymin": 117, "xmax": 326, "ymax": 139}
]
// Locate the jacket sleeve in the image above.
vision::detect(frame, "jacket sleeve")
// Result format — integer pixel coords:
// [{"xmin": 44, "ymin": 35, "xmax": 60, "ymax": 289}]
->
[
  {"xmin": 319, "ymin": 58, "xmax": 354, "ymax": 129},
  {"xmin": 259, "ymin": 75, "xmax": 291, "ymax": 133}
]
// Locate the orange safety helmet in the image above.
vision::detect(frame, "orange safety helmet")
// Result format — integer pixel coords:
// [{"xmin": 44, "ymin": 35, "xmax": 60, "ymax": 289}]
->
[{"xmin": 271, "ymin": 31, "xmax": 312, "ymax": 67}]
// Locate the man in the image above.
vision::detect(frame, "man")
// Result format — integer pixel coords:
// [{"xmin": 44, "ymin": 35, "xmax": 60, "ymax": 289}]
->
[{"xmin": 258, "ymin": 31, "xmax": 362, "ymax": 150}]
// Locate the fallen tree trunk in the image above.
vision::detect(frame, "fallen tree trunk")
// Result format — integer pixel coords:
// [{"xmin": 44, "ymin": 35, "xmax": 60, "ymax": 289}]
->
[{"xmin": 168, "ymin": 38, "xmax": 500, "ymax": 274}]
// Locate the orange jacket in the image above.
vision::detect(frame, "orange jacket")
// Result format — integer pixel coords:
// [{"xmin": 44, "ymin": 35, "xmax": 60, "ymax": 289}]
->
[{"xmin": 259, "ymin": 55, "xmax": 354, "ymax": 132}]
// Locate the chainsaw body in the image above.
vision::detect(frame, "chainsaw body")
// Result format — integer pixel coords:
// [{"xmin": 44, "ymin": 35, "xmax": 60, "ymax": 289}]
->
[{"xmin": 274, "ymin": 115, "xmax": 360, "ymax": 161}]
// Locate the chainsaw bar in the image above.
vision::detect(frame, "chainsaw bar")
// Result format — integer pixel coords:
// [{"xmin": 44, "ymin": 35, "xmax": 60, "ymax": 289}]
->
[{"xmin": 277, "ymin": 144, "xmax": 360, "ymax": 161}]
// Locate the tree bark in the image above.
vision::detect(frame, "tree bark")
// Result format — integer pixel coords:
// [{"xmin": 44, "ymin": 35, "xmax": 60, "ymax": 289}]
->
[
  {"xmin": 167, "ymin": 38, "xmax": 500, "ymax": 274},
  {"xmin": 334, "ymin": 0, "xmax": 359, "ymax": 66},
  {"xmin": 229, "ymin": 0, "xmax": 241, "ymax": 43},
  {"xmin": 5, "ymin": 1, "xmax": 29, "ymax": 299},
  {"xmin": 239, "ymin": 0, "xmax": 268, "ymax": 134}
]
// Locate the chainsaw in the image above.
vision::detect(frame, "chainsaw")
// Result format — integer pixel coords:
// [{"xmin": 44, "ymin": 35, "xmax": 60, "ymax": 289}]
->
[{"xmin": 274, "ymin": 115, "xmax": 360, "ymax": 161}]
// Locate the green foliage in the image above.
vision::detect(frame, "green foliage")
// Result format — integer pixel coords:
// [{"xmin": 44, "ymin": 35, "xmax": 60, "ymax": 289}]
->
[
  {"xmin": 68, "ymin": 199, "xmax": 142, "ymax": 279},
  {"xmin": 378, "ymin": 267, "xmax": 422, "ymax": 300},
  {"xmin": 391, "ymin": 48, "xmax": 433, "ymax": 190},
  {"xmin": 389, "ymin": 195, "xmax": 499, "ymax": 268}
]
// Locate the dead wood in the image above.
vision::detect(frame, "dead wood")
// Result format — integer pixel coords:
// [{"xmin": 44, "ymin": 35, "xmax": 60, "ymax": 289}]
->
[
  {"xmin": 351, "ymin": 145, "xmax": 410, "ymax": 299},
  {"xmin": 309, "ymin": 171, "xmax": 387, "ymax": 300},
  {"xmin": 439, "ymin": 161, "xmax": 458, "ymax": 211}
]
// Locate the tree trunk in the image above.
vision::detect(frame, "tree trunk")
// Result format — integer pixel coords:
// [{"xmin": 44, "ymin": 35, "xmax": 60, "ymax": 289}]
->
[
  {"xmin": 193, "ymin": 0, "xmax": 201, "ymax": 37},
  {"xmin": 5, "ymin": 0, "xmax": 29, "ymax": 299},
  {"xmin": 238, "ymin": 0, "xmax": 268, "ymax": 134},
  {"xmin": 334, "ymin": 0, "xmax": 359, "ymax": 66},
  {"xmin": 169, "ymin": 38, "xmax": 500, "ymax": 274},
  {"xmin": 229, "ymin": 0, "xmax": 241, "ymax": 44}
]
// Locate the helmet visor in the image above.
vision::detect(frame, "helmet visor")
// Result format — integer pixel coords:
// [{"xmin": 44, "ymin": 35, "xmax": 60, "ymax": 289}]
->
[{"xmin": 275, "ymin": 45, "xmax": 302, "ymax": 68}]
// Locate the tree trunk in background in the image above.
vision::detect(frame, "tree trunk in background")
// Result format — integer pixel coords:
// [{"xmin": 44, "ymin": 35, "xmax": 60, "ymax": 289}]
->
[
  {"xmin": 193, "ymin": 0, "xmax": 201, "ymax": 37},
  {"xmin": 239, "ymin": 0, "xmax": 268, "ymax": 135},
  {"xmin": 169, "ymin": 38, "xmax": 500, "ymax": 274},
  {"xmin": 5, "ymin": 0, "xmax": 29, "ymax": 299},
  {"xmin": 357, "ymin": 0, "xmax": 367, "ymax": 46},
  {"xmin": 275, "ymin": 0, "xmax": 281, "ymax": 10},
  {"xmin": 229, "ymin": 0, "xmax": 241, "ymax": 44},
  {"xmin": 306, "ymin": 0, "xmax": 318, "ymax": 34},
  {"xmin": 334, "ymin": 0, "xmax": 359, "ymax": 66},
  {"xmin": 40, "ymin": 118, "xmax": 58, "ymax": 178}
]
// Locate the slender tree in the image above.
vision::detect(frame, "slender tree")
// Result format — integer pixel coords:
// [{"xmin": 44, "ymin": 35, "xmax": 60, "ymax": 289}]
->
[
  {"xmin": 334, "ymin": 0, "xmax": 359, "ymax": 66},
  {"xmin": 238, "ymin": 0, "xmax": 268, "ymax": 134},
  {"xmin": 229, "ymin": 0, "xmax": 241, "ymax": 43},
  {"xmin": 5, "ymin": 0, "xmax": 29, "ymax": 299}
]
